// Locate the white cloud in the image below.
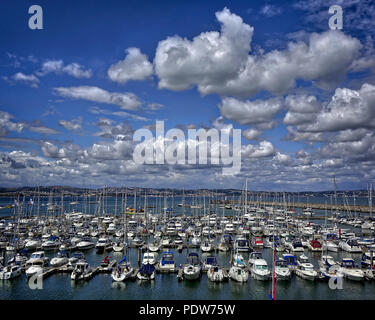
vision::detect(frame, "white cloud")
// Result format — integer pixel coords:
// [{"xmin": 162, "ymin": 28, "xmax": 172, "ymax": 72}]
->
[
  {"xmin": 241, "ymin": 140, "xmax": 275, "ymax": 158},
  {"xmin": 108, "ymin": 48, "xmax": 153, "ymax": 84},
  {"xmin": 58, "ymin": 118, "xmax": 82, "ymax": 131},
  {"xmin": 5, "ymin": 72, "xmax": 40, "ymax": 88},
  {"xmin": 38, "ymin": 60, "xmax": 92, "ymax": 78},
  {"xmin": 242, "ymin": 128, "xmax": 262, "ymax": 140},
  {"xmin": 54, "ymin": 86, "xmax": 141, "ymax": 110},
  {"xmin": 219, "ymin": 97, "xmax": 282, "ymax": 125},
  {"xmin": 154, "ymin": 7, "xmax": 253, "ymax": 92}
]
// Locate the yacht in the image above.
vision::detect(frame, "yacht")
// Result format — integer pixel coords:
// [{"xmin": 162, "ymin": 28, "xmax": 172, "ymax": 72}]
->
[
  {"xmin": 41, "ymin": 236, "xmax": 61, "ymax": 251},
  {"xmin": 251, "ymin": 259, "xmax": 271, "ymax": 281},
  {"xmin": 248, "ymin": 251, "xmax": 263, "ymax": 267},
  {"xmin": 339, "ymin": 258, "xmax": 364, "ymax": 281},
  {"xmin": 113, "ymin": 241, "xmax": 125, "ymax": 252},
  {"xmin": 25, "ymin": 260, "xmax": 47, "ymax": 277},
  {"xmin": 68, "ymin": 252, "xmax": 85, "ymax": 267},
  {"xmin": 361, "ymin": 251, "xmax": 375, "ymax": 269},
  {"xmin": 183, "ymin": 252, "xmax": 202, "ymax": 280},
  {"xmin": 202, "ymin": 256, "xmax": 218, "ymax": 272},
  {"xmin": 282, "ymin": 254, "xmax": 298, "ymax": 272},
  {"xmin": 148, "ymin": 240, "xmax": 161, "ymax": 252},
  {"xmin": 296, "ymin": 262, "xmax": 317, "ymax": 281},
  {"xmin": 252, "ymin": 236, "xmax": 264, "ymax": 248},
  {"xmin": 289, "ymin": 239, "xmax": 304, "ymax": 252},
  {"xmin": 275, "ymin": 259, "xmax": 291, "ymax": 280},
  {"xmin": 76, "ymin": 237, "xmax": 95, "ymax": 250},
  {"xmin": 25, "ymin": 238, "xmax": 41, "ymax": 251},
  {"xmin": 339, "ymin": 239, "xmax": 362, "ymax": 253}
]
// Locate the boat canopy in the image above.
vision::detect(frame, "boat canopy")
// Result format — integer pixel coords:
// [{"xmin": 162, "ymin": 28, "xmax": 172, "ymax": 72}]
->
[
  {"xmin": 205, "ymin": 256, "xmax": 217, "ymax": 265},
  {"xmin": 139, "ymin": 263, "xmax": 155, "ymax": 275}
]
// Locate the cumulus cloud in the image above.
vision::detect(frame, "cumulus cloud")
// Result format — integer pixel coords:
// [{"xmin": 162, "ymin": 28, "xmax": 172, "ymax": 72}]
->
[
  {"xmin": 108, "ymin": 48, "xmax": 153, "ymax": 84},
  {"xmin": 38, "ymin": 60, "xmax": 92, "ymax": 78},
  {"xmin": 219, "ymin": 97, "xmax": 282, "ymax": 126},
  {"xmin": 154, "ymin": 8, "xmax": 364, "ymax": 98},
  {"xmin": 154, "ymin": 7, "xmax": 254, "ymax": 92},
  {"xmin": 54, "ymin": 86, "xmax": 141, "ymax": 110},
  {"xmin": 298, "ymin": 83, "xmax": 375, "ymax": 132},
  {"xmin": 242, "ymin": 128, "xmax": 262, "ymax": 140},
  {"xmin": 283, "ymin": 94, "xmax": 322, "ymax": 125},
  {"xmin": 241, "ymin": 140, "xmax": 275, "ymax": 158}
]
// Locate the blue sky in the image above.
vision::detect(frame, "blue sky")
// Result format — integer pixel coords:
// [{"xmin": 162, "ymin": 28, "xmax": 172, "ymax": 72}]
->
[{"xmin": 0, "ymin": 0, "xmax": 375, "ymax": 190}]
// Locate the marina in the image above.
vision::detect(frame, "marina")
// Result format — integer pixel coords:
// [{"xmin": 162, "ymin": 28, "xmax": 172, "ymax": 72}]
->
[{"xmin": 0, "ymin": 186, "xmax": 374, "ymax": 300}]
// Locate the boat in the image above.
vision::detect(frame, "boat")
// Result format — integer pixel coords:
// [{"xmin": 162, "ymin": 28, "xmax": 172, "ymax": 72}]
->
[
  {"xmin": 289, "ymin": 239, "xmax": 304, "ymax": 252},
  {"xmin": 296, "ymin": 262, "xmax": 317, "ymax": 281},
  {"xmin": 202, "ymin": 256, "xmax": 218, "ymax": 272},
  {"xmin": 200, "ymin": 240, "xmax": 214, "ymax": 253},
  {"xmin": 183, "ymin": 252, "xmax": 202, "ymax": 280},
  {"xmin": 25, "ymin": 238, "xmax": 41, "ymax": 251},
  {"xmin": 252, "ymin": 236, "xmax": 264, "ymax": 248},
  {"xmin": 25, "ymin": 260, "xmax": 47, "ymax": 277},
  {"xmin": 41, "ymin": 236, "xmax": 61, "ymax": 251},
  {"xmin": 75, "ymin": 237, "xmax": 95, "ymax": 250},
  {"xmin": 251, "ymin": 258, "xmax": 271, "ymax": 281},
  {"xmin": 147, "ymin": 240, "xmax": 161, "ymax": 252},
  {"xmin": 248, "ymin": 251, "xmax": 263, "ymax": 266},
  {"xmin": 71, "ymin": 261, "xmax": 93, "ymax": 281},
  {"xmin": 339, "ymin": 258, "xmax": 364, "ymax": 281},
  {"xmin": 50, "ymin": 251, "xmax": 69, "ymax": 267},
  {"xmin": 68, "ymin": 252, "xmax": 85, "ymax": 267},
  {"xmin": 218, "ymin": 234, "xmax": 231, "ymax": 252},
  {"xmin": 282, "ymin": 254, "xmax": 298, "ymax": 272},
  {"xmin": 229, "ymin": 265, "xmax": 248, "ymax": 282},
  {"xmin": 95, "ymin": 237, "xmax": 113, "ymax": 253},
  {"xmin": 234, "ymin": 238, "xmax": 251, "ymax": 252},
  {"xmin": 8, "ymin": 249, "xmax": 29, "ymax": 266},
  {"xmin": 158, "ymin": 251, "xmax": 176, "ymax": 272},
  {"xmin": 111, "ymin": 256, "xmax": 134, "ymax": 282},
  {"xmin": 207, "ymin": 266, "xmax": 225, "ymax": 282},
  {"xmin": 112, "ymin": 240, "xmax": 124, "ymax": 252},
  {"xmin": 137, "ymin": 263, "xmax": 156, "ymax": 280},
  {"xmin": 307, "ymin": 236, "xmax": 323, "ymax": 252},
  {"xmin": 339, "ymin": 238, "xmax": 362, "ymax": 253},
  {"xmin": 275, "ymin": 259, "xmax": 291, "ymax": 280},
  {"xmin": 142, "ymin": 252, "xmax": 158, "ymax": 265},
  {"xmin": 25, "ymin": 251, "xmax": 49, "ymax": 266},
  {"xmin": 0, "ymin": 264, "xmax": 22, "ymax": 280},
  {"xmin": 361, "ymin": 251, "xmax": 375, "ymax": 269}
]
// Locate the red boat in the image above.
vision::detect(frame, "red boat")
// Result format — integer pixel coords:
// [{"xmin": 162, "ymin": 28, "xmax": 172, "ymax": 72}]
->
[{"xmin": 253, "ymin": 236, "xmax": 264, "ymax": 248}]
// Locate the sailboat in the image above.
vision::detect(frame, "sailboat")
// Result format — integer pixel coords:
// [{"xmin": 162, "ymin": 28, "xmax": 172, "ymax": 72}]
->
[{"xmin": 111, "ymin": 256, "xmax": 134, "ymax": 282}]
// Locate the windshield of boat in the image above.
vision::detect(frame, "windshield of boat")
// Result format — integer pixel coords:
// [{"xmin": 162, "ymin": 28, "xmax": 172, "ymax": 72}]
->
[
  {"xmin": 256, "ymin": 264, "xmax": 268, "ymax": 270},
  {"xmin": 31, "ymin": 253, "xmax": 42, "ymax": 258}
]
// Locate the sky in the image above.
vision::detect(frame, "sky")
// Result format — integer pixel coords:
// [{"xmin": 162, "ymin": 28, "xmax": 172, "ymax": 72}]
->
[{"xmin": 0, "ymin": 0, "xmax": 375, "ymax": 191}]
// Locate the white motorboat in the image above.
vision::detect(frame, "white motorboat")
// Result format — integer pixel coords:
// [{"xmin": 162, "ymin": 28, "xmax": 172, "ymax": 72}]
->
[
  {"xmin": 183, "ymin": 252, "xmax": 201, "ymax": 280},
  {"xmin": 95, "ymin": 237, "xmax": 113, "ymax": 253},
  {"xmin": 25, "ymin": 239, "xmax": 41, "ymax": 251},
  {"xmin": 339, "ymin": 239, "xmax": 362, "ymax": 253},
  {"xmin": 0, "ymin": 264, "xmax": 22, "ymax": 280},
  {"xmin": 71, "ymin": 261, "xmax": 93, "ymax": 281},
  {"xmin": 339, "ymin": 258, "xmax": 364, "ymax": 281},
  {"xmin": 251, "ymin": 259, "xmax": 271, "ymax": 281},
  {"xmin": 76, "ymin": 237, "xmax": 95, "ymax": 250},
  {"xmin": 68, "ymin": 252, "xmax": 85, "ymax": 267},
  {"xmin": 229, "ymin": 265, "xmax": 248, "ymax": 282},
  {"xmin": 275, "ymin": 259, "xmax": 291, "ymax": 280},
  {"xmin": 248, "ymin": 251, "xmax": 263, "ymax": 267},
  {"xmin": 25, "ymin": 260, "xmax": 47, "ymax": 277},
  {"xmin": 296, "ymin": 263, "xmax": 317, "ymax": 281},
  {"xmin": 50, "ymin": 251, "xmax": 69, "ymax": 267},
  {"xmin": 41, "ymin": 236, "xmax": 61, "ymax": 250}
]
